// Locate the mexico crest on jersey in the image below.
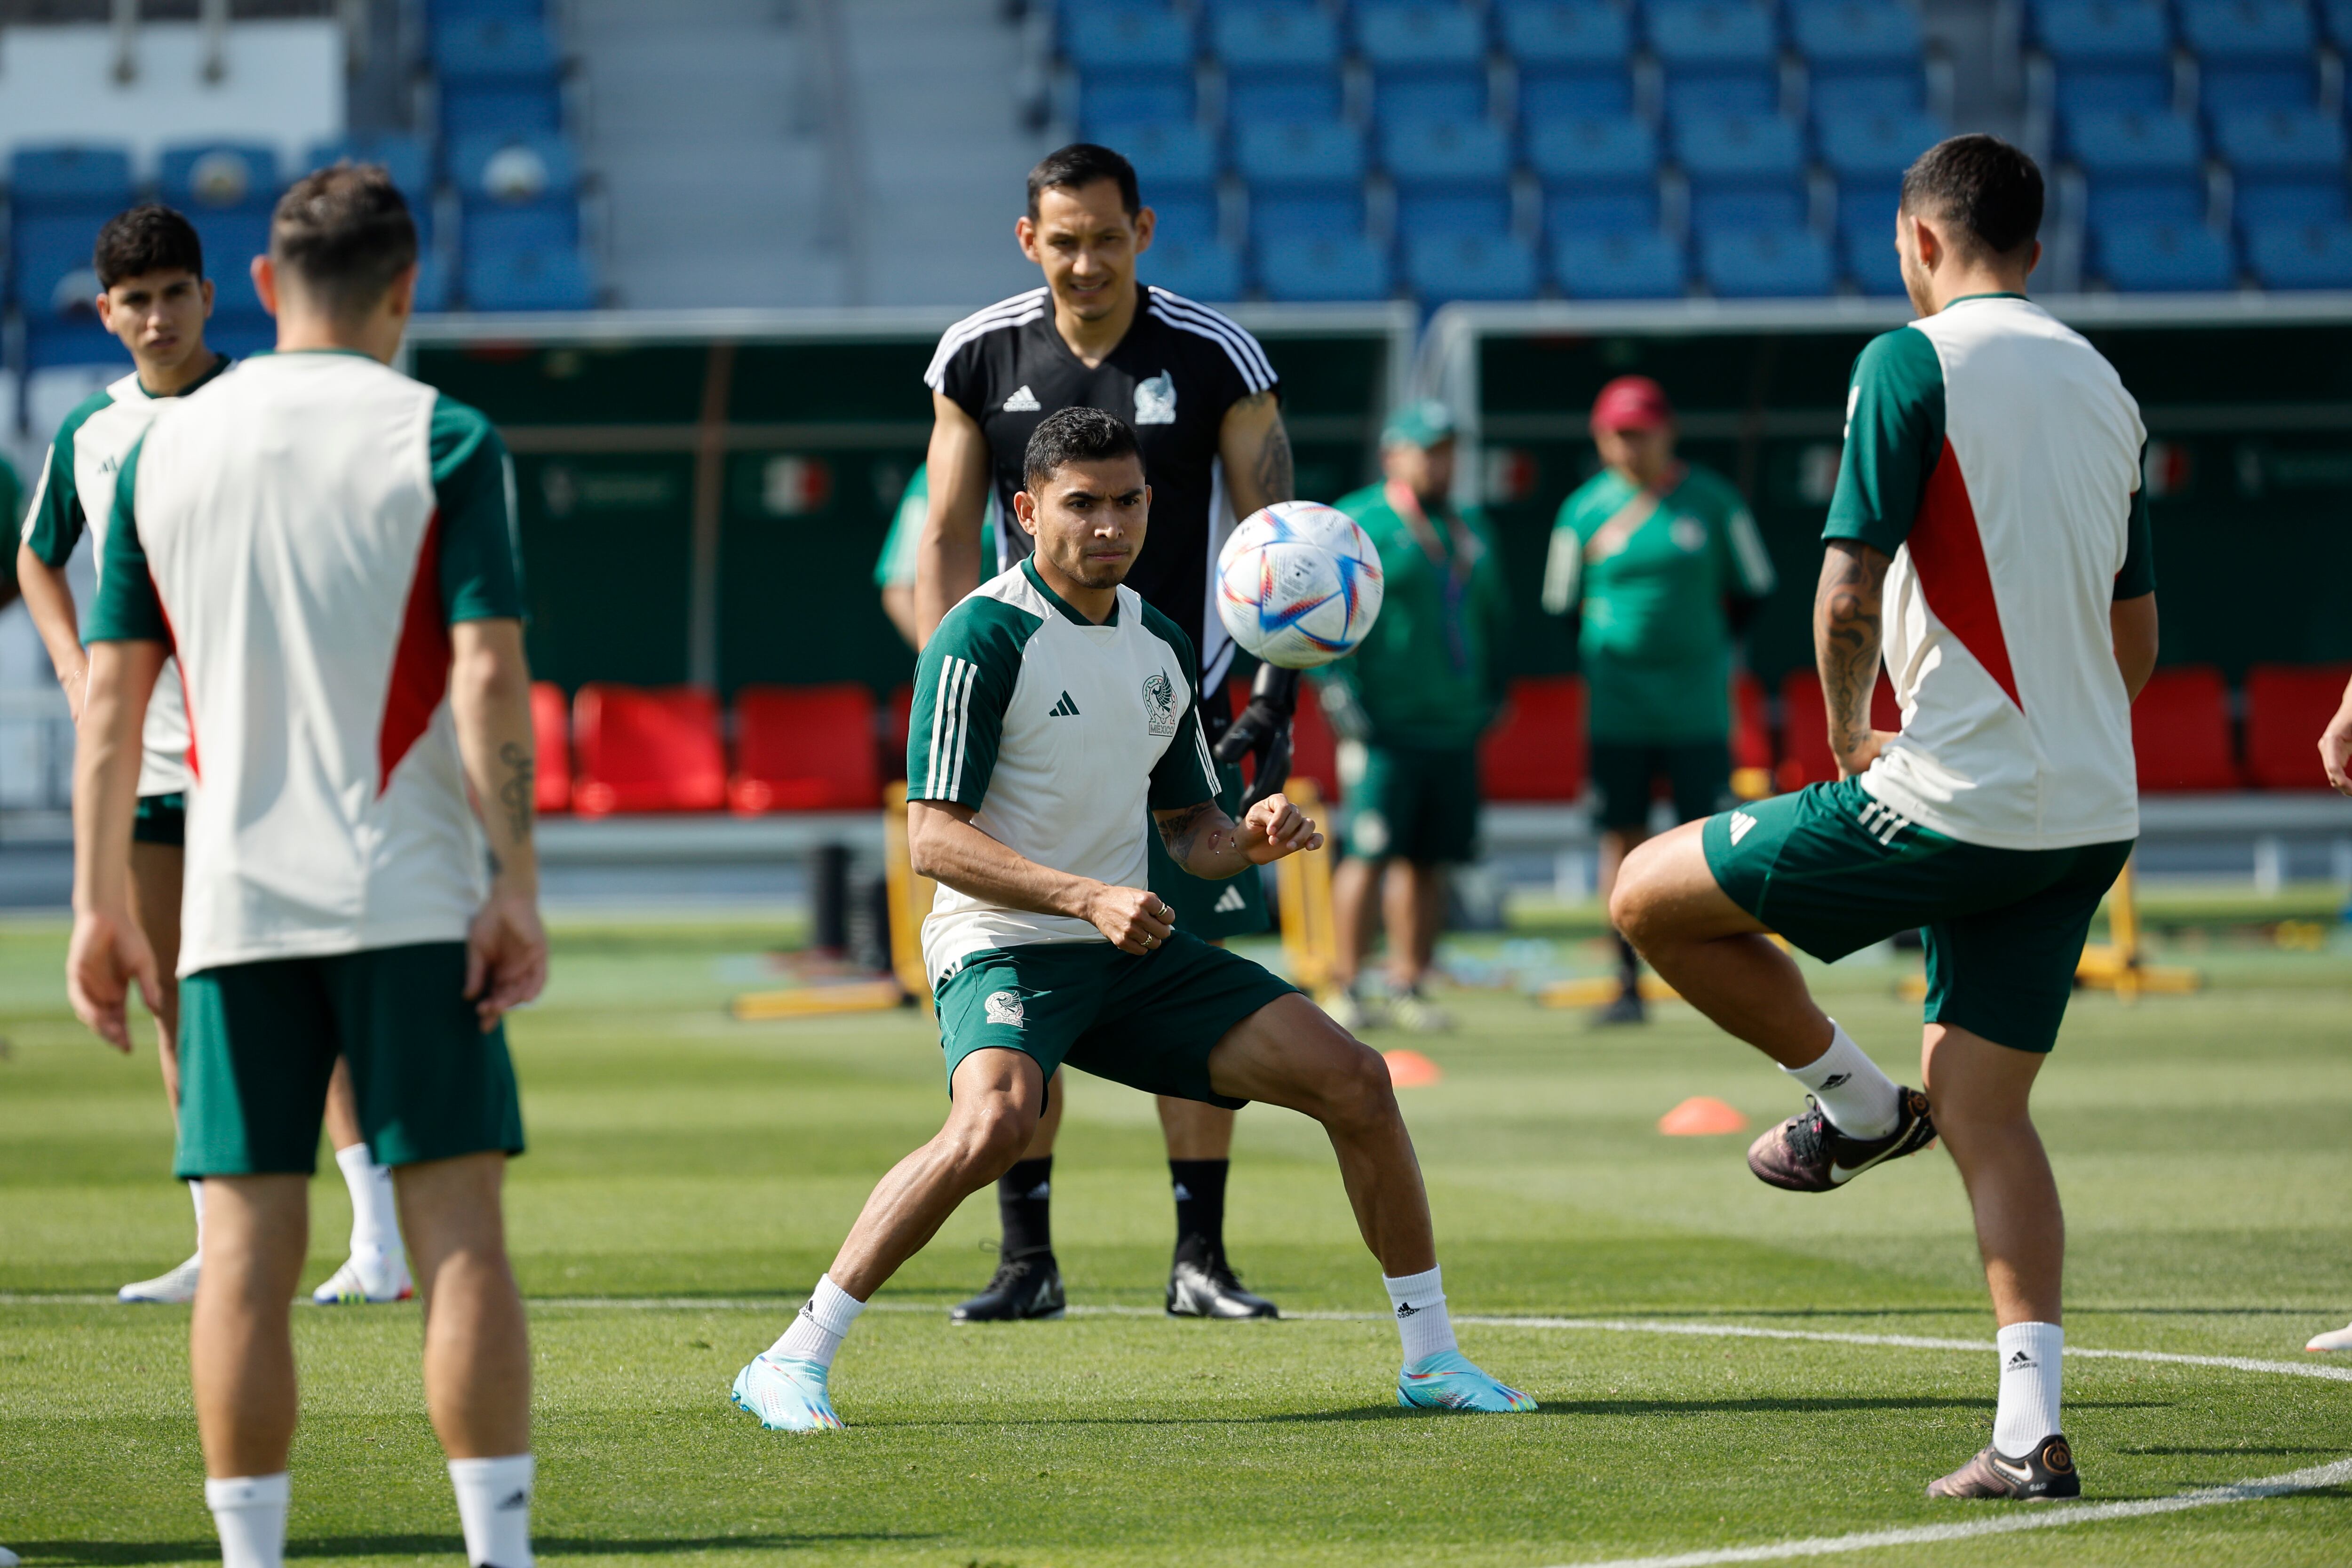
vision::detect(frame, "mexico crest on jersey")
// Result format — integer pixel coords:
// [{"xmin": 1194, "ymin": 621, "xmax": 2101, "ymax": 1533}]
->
[
  {"xmin": 1141, "ymin": 670, "xmax": 1179, "ymax": 736},
  {"xmin": 1134, "ymin": 370, "xmax": 1177, "ymax": 425}
]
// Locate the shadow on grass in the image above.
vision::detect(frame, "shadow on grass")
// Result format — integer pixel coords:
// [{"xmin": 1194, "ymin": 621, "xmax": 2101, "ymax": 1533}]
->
[
  {"xmin": 2122, "ymin": 1445, "xmax": 2345, "ymax": 1457},
  {"xmin": 16, "ymin": 1535, "xmax": 931, "ymax": 1564}
]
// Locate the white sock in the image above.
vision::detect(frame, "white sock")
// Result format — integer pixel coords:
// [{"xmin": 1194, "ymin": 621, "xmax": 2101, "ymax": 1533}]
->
[
  {"xmin": 1782, "ymin": 1020, "xmax": 1901, "ymax": 1138},
  {"xmin": 205, "ymin": 1472, "xmax": 288, "ymax": 1568},
  {"xmin": 189, "ymin": 1178, "xmax": 206, "ymax": 1256},
  {"xmin": 334, "ymin": 1142, "xmax": 402, "ymax": 1258},
  {"xmin": 1383, "ymin": 1266, "xmax": 1459, "ymax": 1364},
  {"xmin": 448, "ymin": 1453, "xmax": 534, "ymax": 1568},
  {"xmin": 768, "ymin": 1274, "xmax": 866, "ymax": 1370},
  {"xmin": 1993, "ymin": 1321, "xmax": 2064, "ymax": 1455}
]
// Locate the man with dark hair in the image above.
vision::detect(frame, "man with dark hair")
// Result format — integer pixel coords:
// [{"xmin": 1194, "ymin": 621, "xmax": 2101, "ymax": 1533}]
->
[
  {"xmin": 16, "ymin": 201, "xmax": 414, "ymax": 1310},
  {"xmin": 1611, "ymin": 134, "xmax": 2158, "ymax": 1500},
  {"xmin": 67, "ymin": 163, "xmax": 547, "ymax": 1568},
  {"xmin": 916, "ymin": 142, "xmax": 1302, "ymax": 1323},
  {"xmin": 733, "ymin": 407, "xmax": 1532, "ymax": 1433}
]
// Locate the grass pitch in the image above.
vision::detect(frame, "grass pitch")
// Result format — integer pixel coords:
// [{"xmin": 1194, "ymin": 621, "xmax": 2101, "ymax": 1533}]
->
[{"xmin": 3, "ymin": 912, "xmax": 2349, "ymax": 1565}]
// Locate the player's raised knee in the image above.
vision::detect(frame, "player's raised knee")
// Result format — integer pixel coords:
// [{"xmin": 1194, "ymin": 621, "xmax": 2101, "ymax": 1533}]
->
[
  {"xmin": 1608, "ymin": 837, "xmax": 1675, "ymax": 947},
  {"xmin": 942, "ymin": 1094, "xmax": 1039, "ymax": 1181}
]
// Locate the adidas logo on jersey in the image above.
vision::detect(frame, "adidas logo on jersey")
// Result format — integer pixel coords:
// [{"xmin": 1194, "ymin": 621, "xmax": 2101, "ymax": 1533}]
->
[
  {"xmin": 1212, "ymin": 885, "xmax": 1247, "ymax": 915},
  {"xmin": 1048, "ymin": 692, "xmax": 1081, "ymax": 717},
  {"xmin": 1003, "ymin": 385, "xmax": 1041, "ymax": 412},
  {"xmin": 1728, "ymin": 811, "xmax": 1758, "ymax": 845}
]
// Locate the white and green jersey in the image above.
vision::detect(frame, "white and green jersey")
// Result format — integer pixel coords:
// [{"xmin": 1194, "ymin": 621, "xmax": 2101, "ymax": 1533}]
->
[
  {"xmin": 85, "ymin": 350, "xmax": 525, "ymax": 976},
  {"xmin": 908, "ymin": 557, "xmax": 1221, "ymax": 983},
  {"xmin": 20, "ymin": 357, "xmax": 234, "ymax": 797},
  {"xmin": 1826, "ymin": 294, "xmax": 2153, "ymax": 851}
]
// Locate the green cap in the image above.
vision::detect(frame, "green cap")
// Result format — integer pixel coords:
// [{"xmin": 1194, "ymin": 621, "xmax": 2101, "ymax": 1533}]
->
[{"xmin": 1381, "ymin": 397, "xmax": 1456, "ymax": 450}]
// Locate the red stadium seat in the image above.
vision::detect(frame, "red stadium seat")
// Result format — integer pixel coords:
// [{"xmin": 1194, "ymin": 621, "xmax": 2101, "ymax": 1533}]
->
[
  {"xmin": 2243, "ymin": 663, "xmax": 2352, "ymax": 790},
  {"xmin": 2131, "ymin": 666, "xmax": 2240, "ymax": 792},
  {"xmin": 1480, "ymin": 676, "xmax": 1588, "ymax": 802},
  {"xmin": 530, "ymin": 682, "xmax": 572, "ymax": 814},
  {"xmin": 730, "ymin": 684, "xmax": 881, "ymax": 813},
  {"xmin": 1731, "ymin": 671, "xmax": 1772, "ymax": 773},
  {"xmin": 571, "ymin": 683, "xmax": 726, "ymax": 815},
  {"xmin": 885, "ymin": 684, "xmax": 914, "ymax": 782},
  {"xmin": 1777, "ymin": 669, "xmax": 1900, "ymax": 791}
]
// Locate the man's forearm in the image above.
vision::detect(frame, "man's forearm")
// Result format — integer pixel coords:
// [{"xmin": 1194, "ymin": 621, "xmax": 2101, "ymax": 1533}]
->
[
  {"xmin": 16, "ymin": 548, "xmax": 88, "ymax": 709},
  {"xmin": 1814, "ymin": 542, "xmax": 1887, "ymax": 763},
  {"xmin": 913, "ymin": 524, "xmax": 982, "ymax": 645},
  {"xmin": 908, "ymin": 806, "xmax": 1099, "ymax": 918},
  {"xmin": 72, "ymin": 642, "xmax": 163, "ymax": 914},
  {"xmin": 449, "ymin": 623, "xmax": 539, "ymax": 892},
  {"xmin": 1154, "ymin": 801, "xmax": 1254, "ymax": 881}
]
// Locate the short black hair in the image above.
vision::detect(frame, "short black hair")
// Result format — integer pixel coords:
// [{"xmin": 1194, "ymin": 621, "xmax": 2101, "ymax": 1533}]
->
[
  {"xmin": 270, "ymin": 163, "xmax": 419, "ymax": 317},
  {"xmin": 1026, "ymin": 143, "xmax": 1140, "ymax": 222},
  {"xmin": 1900, "ymin": 134, "xmax": 2044, "ymax": 258},
  {"xmin": 94, "ymin": 205, "xmax": 205, "ymax": 288},
  {"xmin": 1023, "ymin": 406, "xmax": 1142, "ymax": 491}
]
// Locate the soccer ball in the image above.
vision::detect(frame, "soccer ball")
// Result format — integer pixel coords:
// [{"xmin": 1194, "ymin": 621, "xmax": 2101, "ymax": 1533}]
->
[{"xmin": 1215, "ymin": 501, "xmax": 1384, "ymax": 669}]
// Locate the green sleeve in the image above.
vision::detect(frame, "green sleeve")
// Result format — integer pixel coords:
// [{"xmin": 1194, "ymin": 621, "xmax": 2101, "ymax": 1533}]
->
[
  {"xmin": 1540, "ymin": 488, "xmax": 1588, "ymax": 615},
  {"xmin": 430, "ymin": 395, "xmax": 526, "ymax": 623},
  {"xmin": 907, "ymin": 596, "xmax": 1034, "ymax": 807},
  {"xmin": 2116, "ymin": 446, "xmax": 2156, "ymax": 599},
  {"xmin": 874, "ymin": 463, "xmax": 929, "ymax": 589},
  {"xmin": 1139, "ymin": 603, "xmax": 1220, "ymax": 810},
  {"xmin": 1824, "ymin": 326, "xmax": 1946, "ymax": 555},
  {"xmin": 84, "ymin": 438, "xmax": 169, "ymax": 645},
  {"xmin": 20, "ymin": 399, "xmax": 101, "ymax": 567}
]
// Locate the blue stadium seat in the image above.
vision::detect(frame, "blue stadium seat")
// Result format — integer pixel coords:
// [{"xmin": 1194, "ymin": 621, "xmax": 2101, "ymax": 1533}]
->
[
  {"xmin": 1547, "ymin": 187, "xmax": 1663, "ymax": 239},
  {"xmin": 467, "ymin": 202, "xmax": 580, "ymax": 255},
  {"xmin": 1257, "ymin": 233, "xmax": 1395, "ymax": 301},
  {"xmin": 2069, "ymin": 110, "xmax": 2207, "ymax": 229},
  {"xmin": 426, "ymin": 0, "xmax": 541, "ymax": 24},
  {"xmin": 2240, "ymin": 183, "xmax": 2348, "ymax": 230},
  {"xmin": 1553, "ymin": 229, "xmax": 1687, "ymax": 297},
  {"xmin": 1817, "ymin": 110, "xmax": 1946, "ymax": 180},
  {"xmin": 414, "ymin": 252, "xmax": 451, "ymax": 313},
  {"xmin": 2096, "ymin": 221, "xmax": 2236, "ymax": 290},
  {"xmin": 2245, "ymin": 221, "xmax": 2352, "ymax": 288},
  {"xmin": 2213, "ymin": 108, "xmax": 2343, "ymax": 182},
  {"xmin": 1533, "ymin": 118, "xmax": 1660, "ymax": 237},
  {"xmin": 453, "ymin": 132, "xmax": 581, "ymax": 203},
  {"xmin": 159, "ymin": 143, "xmax": 282, "ymax": 213},
  {"xmin": 1520, "ymin": 67, "xmax": 1637, "ymax": 123},
  {"xmin": 304, "ymin": 134, "xmax": 432, "ymax": 201},
  {"xmin": 1081, "ymin": 76, "xmax": 1196, "ymax": 131},
  {"xmin": 10, "ymin": 214, "xmax": 102, "ymax": 313},
  {"xmin": 1359, "ymin": 4, "xmax": 1490, "ymax": 122},
  {"xmin": 1405, "ymin": 231, "xmax": 1540, "ymax": 302},
  {"xmin": 8, "ymin": 144, "xmax": 135, "ymax": 215},
  {"xmin": 1141, "ymin": 237, "xmax": 1243, "ymax": 299},
  {"xmin": 1498, "ymin": 0, "xmax": 1631, "ymax": 70},
  {"xmin": 1792, "ymin": 1, "xmax": 1923, "ymax": 116},
  {"xmin": 1147, "ymin": 193, "xmax": 1221, "ymax": 243},
  {"xmin": 441, "ymin": 84, "xmax": 564, "ymax": 142},
  {"xmin": 1213, "ymin": 6, "xmax": 1341, "ymax": 74},
  {"xmin": 1843, "ymin": 228, "xmax": 1906, "ymax": 295},
  {"xmin": 2327, "ymin": 0, "xmax": 2352, "ymax": 47},
  {"xmin": 191, "ymin": 212, "xmax": 273, "ymax": 318},
  {"xmin": 1235, "ymin": 119, "xmax": 1365, "ymax": 190},
  {"xmin": 1063, "ymin": 5, "xmax": 1193, "ymax": 72},
  {"xmin": 1107, "ymin": 121, "xmax": 1220, "ymax": 195},
  {"xmin": 1810, "ymin": 69, "xmax": 1926, "ymax": 118},
  {"xmin": 1700, "ymin": 226, "xmax": 1836, "ymax": 296},
  {"xmin": 2035, "ymin": 0, "xmax": 2173, "ymax": 120},
  {"xmin": 433, "ymin": 15, "xmax": 560, "ymax": 84},
  {"xmin": 1647, "ymin": 0, "xmax": 1780, "ymax": 119},
  {"xmin": 1676, "ymin": 112, "xmax": 1809, "ymax": 231},
  {"xmin": 2180, "ymin": 0, "xmax": 2317, "ymax": 113},
  {"xmin": 1834, "ymin": 177, "xmax": 1902, "ymax": 243},
  {"xmin": 1383, "ymin": 119, "xmax": 1511, "ymax": 191},
  {"xmin": 463, "ymin": 244, "xmax": 596, "ymax": 311},
  {"xmin": 1250, "ymin": 192, "xmax": 1370, "ymax": 245},
  {"xmin": 1227, "ymin": 74, "xmax": 1345, "ymax": 124}
]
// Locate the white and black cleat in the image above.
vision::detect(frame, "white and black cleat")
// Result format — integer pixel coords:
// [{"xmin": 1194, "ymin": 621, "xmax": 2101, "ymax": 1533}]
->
[
  {"xmin": 1167, "ymin": 1255, "xmax": 1279, "ymax": 1319},
  {"xmin": 1928, "ymin": 1433, "xmax": 2082, "ymax": 1500}
]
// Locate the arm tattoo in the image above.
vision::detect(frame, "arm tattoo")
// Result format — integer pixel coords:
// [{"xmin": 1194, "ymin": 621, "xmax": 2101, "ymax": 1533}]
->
[
  {"xmin": 1815, "ymin": 544, "xmax": 1886, "ymax": 759},
  {"xmin": 1154, "ymin": 801, "xmax": 1227, "ymax": 870},
  {"xmin": 496, "ymin": 740, "xmax": 536, "ymax": 844},
  {"xmin": 1250, "ymin": 400, "xmax": 1295, "ymax": 503}
]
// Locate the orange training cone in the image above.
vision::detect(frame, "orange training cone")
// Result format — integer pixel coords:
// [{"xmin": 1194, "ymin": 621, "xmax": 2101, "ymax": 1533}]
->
[
  {"xmin": 1383, "ymin": 1049, "xmax": 1444, "ymax": 1088},
  {"xmin": 1658, "ymin": 1096, "xmax": 1749, "ymax": 1136}
]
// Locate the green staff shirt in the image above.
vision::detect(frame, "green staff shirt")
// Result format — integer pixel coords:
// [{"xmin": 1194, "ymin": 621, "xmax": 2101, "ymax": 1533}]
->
[
  {"xmin": 1316, "ymin": 482, "xmax": 1509, "ymax": 750},
  {"xmin": 1542, "ymin": 462, "xmax": 1775, "ymax": 743}
]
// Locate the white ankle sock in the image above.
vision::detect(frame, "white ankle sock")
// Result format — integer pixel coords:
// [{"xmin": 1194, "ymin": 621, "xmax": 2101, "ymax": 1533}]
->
[
  {"xmin": 448, "ymin": 1453, "xmax": 534, "ymax": 1568},
  {"xmin": 1993, "ymin": 1321, "xmax": 2064, "ymax": 1455},
  {"xmin": 189, "ymin": 1179, "xmax": 207, "ymax": 1255},
  {"xmin": 1782, "ymin": 1021, "xmax": 1901, "ymax": 1138},
  {"xmin": 334, "ymin": 1142, "xmax": 402, "ymax": 1258},
  {"xmin": 205, "ymin": 1472, "xmax": 288, "ymax": 1568},
  {"xmin": 1383, "ymin": 1266, "xmax": 1459, "ymax": 1364},
  {"xmin": 769, "ymin": 1274, "xmax": 866, "ymax": 1370}
]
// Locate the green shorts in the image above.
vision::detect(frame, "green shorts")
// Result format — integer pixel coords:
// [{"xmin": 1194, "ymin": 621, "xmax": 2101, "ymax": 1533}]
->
[
  {"xmin": 1701, "ymin": 778, "xmax": 2134, "ymax": 1053},
  {"xmin": 133, "ymin": 792, "xmax": 186, "ymax": 848},
  {"xmin": 1345, "ymin": 744, "xmax": 1480, "ymax": 863},
  {"xmin": 174, "ymin": 941, "xmax": 526, "ymax": 1178},
  {"xmin": 934, "ymin": 932, "xmax": 1300, "ymax": 1109},
  {"xmin": 1591, "ymin": 740, "xmax": 1732, "ymax": 834},
  {"xmin": 1145, "ymin": 758, "xmax": 1270, "ymax": 939}
]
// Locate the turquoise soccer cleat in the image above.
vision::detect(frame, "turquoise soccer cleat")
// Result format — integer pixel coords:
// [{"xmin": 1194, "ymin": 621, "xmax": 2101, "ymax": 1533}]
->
[
  {"xmin": 731, "ymin": 1354, "xmax": 846, "ymax": 1432},
  {"xmin": 1397, "ymin": 1350, "xmax": 1538, "ymax": 1413}
]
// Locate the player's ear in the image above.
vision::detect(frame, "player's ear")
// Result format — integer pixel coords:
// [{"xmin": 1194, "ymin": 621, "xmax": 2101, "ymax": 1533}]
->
[
  {"xmin": 199, "ymin": 276, "xmax": 216, "ymax": 320},
  {"xmin": 1013, "ymin": 489, "xmax": 1040, "ymax": 536},
  {"xmin": 1015, "ymin": 214, "xmax": 1040, "ymax": 263},
  {"xmin": 1132, "ymin": 205, "xmax": 1155, "ymax": 256},
  {"xmin": 252, "ymin": 255, "xmax": 279, "ymax": 319},
  {"xmin": 2023, "ymin": 238, "xmax": 2043, "ymax": 279}
]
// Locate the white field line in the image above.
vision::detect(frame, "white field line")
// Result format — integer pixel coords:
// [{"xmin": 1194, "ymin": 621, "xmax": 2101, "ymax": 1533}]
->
[{"xmin": 1535, "ymin": 1457, "xmax": 2352, "ymax": 1568}]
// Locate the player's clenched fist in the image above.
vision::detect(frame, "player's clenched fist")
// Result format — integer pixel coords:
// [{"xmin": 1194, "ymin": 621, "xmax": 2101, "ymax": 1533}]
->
[
  {"xmin": 1086, "ymin": 884, "xmax": 1178, "ymax": 955},
  {"xmin": 1240, "ymin": 793, "xmax": 1324, "ymax": 864}
]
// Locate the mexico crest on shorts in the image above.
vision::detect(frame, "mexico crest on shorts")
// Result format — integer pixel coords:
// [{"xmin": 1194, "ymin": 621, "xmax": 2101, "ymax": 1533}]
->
[
  {"xmin": 1133, "ymin": 370, "xmax": 1177, "ymax": 425},
  {"xmin": 1141, "ymin": 670, "xmax": 1179, "ymax": 736},
  {"xmin": 984, "ymin": 990, "xmax": 1025, "ymax": 1027}
]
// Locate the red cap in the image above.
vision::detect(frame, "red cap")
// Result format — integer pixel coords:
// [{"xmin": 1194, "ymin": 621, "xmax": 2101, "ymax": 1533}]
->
[{"xmin": 1590, "ymin": 375, "xmax": 1674, "ymax": 431}]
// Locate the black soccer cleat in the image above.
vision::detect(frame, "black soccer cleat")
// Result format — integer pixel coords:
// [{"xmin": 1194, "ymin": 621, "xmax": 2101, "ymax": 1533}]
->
[
  {"xmin": 1747, "ymin": 1087, "xmax": 1937, "ymax": 1193},
  {"xmin": 949, "ymin": 1247, "xmax": 1065, "ymax": 1323},
  {"xmin": 1928, "ymin": 1433, "xmax": 2082, "ymax": 1500},
  {"xmin": 1592, "ymin": 986, "xmax": 1647, "ymax": 1026},
  {"xmin": 1167, "ymin": 1255, "xmax": 1279, "ymax": 1320}
]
